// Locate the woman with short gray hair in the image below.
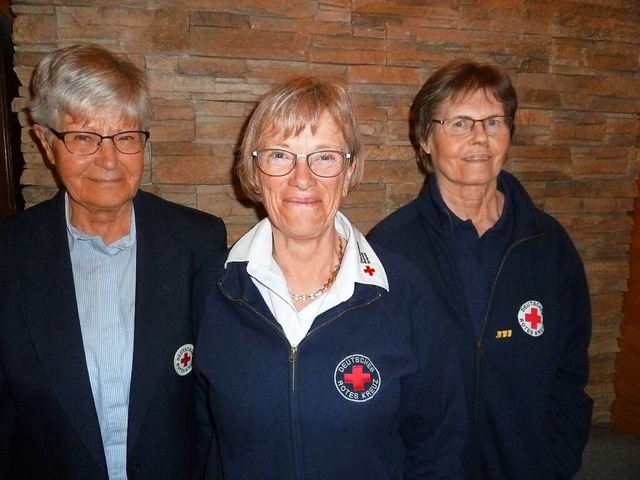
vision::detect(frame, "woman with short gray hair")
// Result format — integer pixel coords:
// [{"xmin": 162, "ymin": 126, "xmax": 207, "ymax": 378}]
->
[{"xmin": 0, "ymin": 44, "xmax": 227, "ymax": 479}]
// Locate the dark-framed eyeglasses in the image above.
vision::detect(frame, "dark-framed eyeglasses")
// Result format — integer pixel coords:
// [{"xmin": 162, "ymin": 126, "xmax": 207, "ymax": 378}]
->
[
  {"xmin": 431, "ymin": 115, "xmax": 513, "ymax": 137},
  {"xmin": 48, "ymin": 127, "xmax": 150, "ymax": 155},
  {"xmin": 252, "ymin": 149, "xmax": 351, "ymax": 178}
]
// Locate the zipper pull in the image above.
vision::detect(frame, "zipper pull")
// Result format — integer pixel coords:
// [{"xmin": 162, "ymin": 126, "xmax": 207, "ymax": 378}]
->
[
  {"xmin": 476, "ymin": 341, "xmax": 484, "ymax": 356},
  {"xmin": 289, "ymin": 345, "xmax": 298, "ymax": 362}
]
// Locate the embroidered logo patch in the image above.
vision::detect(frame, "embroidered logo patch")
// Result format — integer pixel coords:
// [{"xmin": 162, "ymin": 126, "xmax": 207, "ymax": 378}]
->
[
  {"xmin": 517, "ymin": 300, "xmax": 544, "ymax": 337},
  {"xmin": 334, "ymin": 354, "xmax": 381, "ymax": 402},
  {"xmin": 174, "ymin": 343, "xmax": 194, "ymax": 376}
]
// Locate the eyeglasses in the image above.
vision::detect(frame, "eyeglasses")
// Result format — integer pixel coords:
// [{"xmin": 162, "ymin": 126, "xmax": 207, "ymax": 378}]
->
[
  {"xmin": 431, "ymin": 116, "xmax": 513, "ymax": 137},
  {"xmin": 252, "ymin": 149, "xmax": 351, "ymax": 178},
  {"xmin": 48, "ymin": 127, "xmax": 150, "ymax": 155}
]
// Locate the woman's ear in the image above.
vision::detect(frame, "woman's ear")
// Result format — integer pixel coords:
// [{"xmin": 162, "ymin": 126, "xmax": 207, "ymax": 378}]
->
[
  {"xmin": 33, "ymin": 124, "xmax": 56, "ymax": 166},
  {"xmin": 341, "ymin": 156, "xmax": 356, "ymax": 197},
  {"xmin": 253, "ymin": 171, "xmax": 264, "ymax": 202},
  {"xmin": 419, "ymin": 138, "xmax": 432, "ymax": 156}
]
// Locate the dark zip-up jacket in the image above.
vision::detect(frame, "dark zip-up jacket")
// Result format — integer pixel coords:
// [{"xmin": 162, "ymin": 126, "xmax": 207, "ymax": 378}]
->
[
  {"xmin": 192, "ymin": 245, "xmax": 467, "ymax": 479},
  {"xmin": 368, "ymin": 171, "xmax": 592, "ymax": 480}
]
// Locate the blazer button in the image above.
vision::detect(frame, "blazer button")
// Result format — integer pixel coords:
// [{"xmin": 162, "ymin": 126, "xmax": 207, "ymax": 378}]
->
[{"xmin": 129, "ymin": 465, "xmax": 141, "ymax": 475}]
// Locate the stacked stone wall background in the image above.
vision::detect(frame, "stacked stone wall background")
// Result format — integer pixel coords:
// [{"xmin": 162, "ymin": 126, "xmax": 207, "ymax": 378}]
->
[{"xmin": 10, "ymin": 0, "xmax": 640, "ymax": 423}]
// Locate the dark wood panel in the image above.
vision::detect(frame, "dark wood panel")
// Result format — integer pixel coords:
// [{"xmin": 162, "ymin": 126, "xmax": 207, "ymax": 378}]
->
[
  {"xmin": 0, "ymin": 5, "xmax": 23, "ymax": 218},
  {"xmin": 613, "ymin": 184, "xmax": 640, "ymax": 433}
]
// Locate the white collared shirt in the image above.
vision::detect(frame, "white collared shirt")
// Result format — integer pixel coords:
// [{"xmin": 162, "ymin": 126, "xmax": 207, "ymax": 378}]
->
[{"xmin": 226, "ymin": 211, "xmax": 388, "ymax": 347}]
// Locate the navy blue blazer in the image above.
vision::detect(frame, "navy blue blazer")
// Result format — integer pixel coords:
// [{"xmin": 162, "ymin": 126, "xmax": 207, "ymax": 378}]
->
[{"xmin": 0, "ymin": 190, "xmax": 227, "ymax": 479}]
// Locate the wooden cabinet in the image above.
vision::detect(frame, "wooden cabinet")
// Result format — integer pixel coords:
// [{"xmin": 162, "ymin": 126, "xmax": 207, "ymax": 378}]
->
[
  {"xmin": 0, "ymin": 4, "xmax": 22, "ymax": 218},
  {"xmin": 612, "ymin": 181, "xmax": 640, "ymax": 433}
]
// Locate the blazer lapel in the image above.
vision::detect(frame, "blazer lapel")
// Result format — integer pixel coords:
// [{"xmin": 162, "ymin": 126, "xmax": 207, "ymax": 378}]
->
[
  {"xmin": 127, "ymin": 194, "xmax": 180, "ymax": 448},
  {"xmin": 21, "ymin": 195, "xmax": 107, "ymax": 472}
]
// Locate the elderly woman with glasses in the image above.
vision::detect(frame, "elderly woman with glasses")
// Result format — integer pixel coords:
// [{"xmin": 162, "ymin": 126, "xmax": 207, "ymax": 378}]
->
[
  {"xmin": 0, "ymin": 44, "xmax": 226, "ymax": 478},
  {"xmin": 193, "ymin": 76, "xmax": 466, "ymax": 479},
  {"xmin": 369, "ymin": 60, "xmax": 593, "ymax": 479}
]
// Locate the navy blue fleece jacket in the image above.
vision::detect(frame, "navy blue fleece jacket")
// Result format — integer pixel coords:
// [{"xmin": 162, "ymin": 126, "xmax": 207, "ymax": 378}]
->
[
  {"xmin": 193, "ymin": 246, "xmax": 467, "ymax": 479},
  {"xmin": 369, "ymin": 171, "xmax": 592, "ymax": 480}
]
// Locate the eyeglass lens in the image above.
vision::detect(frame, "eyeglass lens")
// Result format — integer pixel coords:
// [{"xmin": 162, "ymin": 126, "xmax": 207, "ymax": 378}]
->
[
  {"xmin": 440, "ymin": 116, "xmax": 512, "ymax": 136},
  {"xmin": 255, "ymin": 149, "xmax": 347, "ymax": 177},
  {"xmin": 60, "ymin": 131, "xmax": 148, "ymax": 155}
]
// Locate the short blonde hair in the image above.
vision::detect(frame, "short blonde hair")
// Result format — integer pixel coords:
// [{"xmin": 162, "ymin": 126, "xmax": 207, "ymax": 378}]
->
[{"xmin": 237, "ymin": 76, "xmax": 363, "ymax": 202}]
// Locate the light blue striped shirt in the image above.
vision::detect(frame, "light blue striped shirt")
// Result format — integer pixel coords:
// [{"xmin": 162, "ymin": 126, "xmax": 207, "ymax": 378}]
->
[{"xmin": 66, "ymin": 195, "xmax": 136, "ymax": 480}]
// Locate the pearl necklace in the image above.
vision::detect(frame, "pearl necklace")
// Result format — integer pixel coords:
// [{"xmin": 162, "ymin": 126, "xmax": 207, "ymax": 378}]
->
[{"xmin": 289, "ymin": 235, "xmax": 345, "ymax": 301}]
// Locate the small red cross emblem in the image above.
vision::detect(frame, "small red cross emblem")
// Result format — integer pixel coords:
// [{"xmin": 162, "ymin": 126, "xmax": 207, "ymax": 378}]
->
[
  {"xmin": 517, "ymin": 301, "xmax": 544, "ymax": 337},
  {"xmin": 363, "ymin": 265, "xmax": 375, "ymax": 276},
  {"xmin": 180, "ymin": 351, "xmax": 192, "ymax": 368},
  {"xmin": 525, "ymin": 308, "xmax": 542, "ymax": 329},
  {"xmin": 174, "ymin": 344, "xmax": 194, "ymax": 376},
  {"xmin": 344, "ymin": 365, "xmax": 371, "ymax": 391}
]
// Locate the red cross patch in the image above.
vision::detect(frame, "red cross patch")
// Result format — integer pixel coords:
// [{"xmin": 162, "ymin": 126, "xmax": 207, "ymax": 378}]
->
[
  {"xmin": 334, "ymin": 354, "xmax": 381, "ymax": 402},
  {"xmin": 517, "ymin": 301, "xmax": 544, "ymax": 337},
  {"xmin": 174, "ymin": 343, "xmax": 194, "ymax": 376}
]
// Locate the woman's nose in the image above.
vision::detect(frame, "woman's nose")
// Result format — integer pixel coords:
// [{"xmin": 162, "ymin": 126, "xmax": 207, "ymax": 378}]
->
[
  {"xmin": 288, "ymin": 156, "xmax": 316, "ymax": 188},
  {"xmin": 95, "ymin": 139, "xmax": 120, "ymax": 169}
]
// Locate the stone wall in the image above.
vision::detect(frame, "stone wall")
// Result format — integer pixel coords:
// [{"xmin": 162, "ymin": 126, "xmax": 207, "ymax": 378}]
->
[{"xmin": 10, "ymin": 0, "xmax": 640, "ymax": 423}]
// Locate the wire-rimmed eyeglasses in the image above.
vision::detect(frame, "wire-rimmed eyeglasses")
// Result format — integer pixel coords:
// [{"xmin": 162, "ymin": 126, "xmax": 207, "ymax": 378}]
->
[
  {"xmin": 48, "ymin": 127, "xmax": 150, "ymax": 155},
  {"xmin": 252, "ymin": 149, "xmax": 351, "ymax": 178},
  {"xmin": 431, "ymin": 116, "xmax": 513, "ymax": 137}
]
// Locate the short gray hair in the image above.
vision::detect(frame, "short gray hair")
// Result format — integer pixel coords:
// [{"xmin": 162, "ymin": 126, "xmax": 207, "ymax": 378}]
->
[{"xmin": 29, "ymin": 44, "xmax": 150, "ymax": 131}]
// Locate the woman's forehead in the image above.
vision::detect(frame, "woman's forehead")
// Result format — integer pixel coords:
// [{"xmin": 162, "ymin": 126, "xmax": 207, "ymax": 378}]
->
[
  {"xmin": 262, "ymin": 111, "xmax": 339, "ymax": 141},
  {"xmin": 446, "ymin": 88, "xmax": 501, "ymax": 108},
  {"xmin": 435, "ymin": 89, "xmax": 503, "ymax": 116},
  {"xmin": 61, "ymin": 110, "xmax": 140, "ymax": 130}
]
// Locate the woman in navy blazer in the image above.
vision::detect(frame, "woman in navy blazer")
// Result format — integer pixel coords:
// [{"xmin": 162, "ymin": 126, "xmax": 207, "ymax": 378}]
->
[{"xmin": 0, "ymin": 44, "xmax": 227, "ymax": 479}]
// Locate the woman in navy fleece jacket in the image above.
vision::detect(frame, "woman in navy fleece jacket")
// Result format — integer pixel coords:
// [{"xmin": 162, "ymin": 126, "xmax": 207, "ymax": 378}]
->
[
  {"xmin": 369, "ymin": 60, "xmax": 593, "ymax": 480},
  {"xmin": 193, "ymin": 76, "xmax": 466, "ymax": 479}
]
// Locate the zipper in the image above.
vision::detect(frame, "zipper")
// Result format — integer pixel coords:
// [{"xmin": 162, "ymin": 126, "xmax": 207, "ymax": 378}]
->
[
  {"xmin": 433, "ymin": 183, "xmax": 547, "ymax": 444},
  {"xmin": 288, "ymin": 343, "xmax": 303, "ymax": 478},
  {"xmin": 472, "ymin": 232, "xmax": 543, "ymax": 439},
  {"xmin": 221, "ymin": 294, "xmax": 304, "ymax": 477},
  {"xmin": 289, "ymin": 345, "xmax": 298, "ymax": 392},
  {"xmin": 286, "ymin": 295, "xmax": 380, "ymax": 478},
  {"xmin": 221, "ymin": 283, "xmax": 382, "ymax": 479},
  {"xmin": 289, "ymin": 345, "xmax": 298, "ymax": 362}
]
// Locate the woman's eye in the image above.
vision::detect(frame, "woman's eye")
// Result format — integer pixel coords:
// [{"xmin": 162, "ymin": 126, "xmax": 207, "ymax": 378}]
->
[
  {"xmin": 73, "ymin": 134, "xmax": 95, "ymax": 143},
  {"xmin": 269, "ymin": 151, "xmax": 292, "ymax": 162}
]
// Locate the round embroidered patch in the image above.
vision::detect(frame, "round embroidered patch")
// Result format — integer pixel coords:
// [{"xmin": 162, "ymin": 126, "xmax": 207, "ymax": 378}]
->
[
  {"xmin": 174, "ymin": 343, "xmax": 194, "ymax": 376},
  {"xmin": 517, "ymin": 300, "xmax": 544, "ymax": 337},
  {"xmin": 334, "ymin": 354, "xmax": 381, "ymax": 402}
]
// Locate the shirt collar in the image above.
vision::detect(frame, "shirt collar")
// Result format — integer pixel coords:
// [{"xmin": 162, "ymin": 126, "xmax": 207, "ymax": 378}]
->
[{"xmin": 227, "ymin": 211, "xmax": 389, "ymax": 295}]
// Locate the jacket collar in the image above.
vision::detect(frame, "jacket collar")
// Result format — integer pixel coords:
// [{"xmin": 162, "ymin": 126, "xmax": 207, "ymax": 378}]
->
[
  {"xmin": 415, "ymin": 170, "xmax": 543, "ymax": 242},
  {"xmin": 19, "ymin": 190, "xmax": 109, "ymax": 474},
  {"xmin": 126, "ymin": 190, "xmax": 182, "ymax": 449},
  {"xmin": 217, "ymin": 261, "xmax": 384, "ymax": 334}
]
